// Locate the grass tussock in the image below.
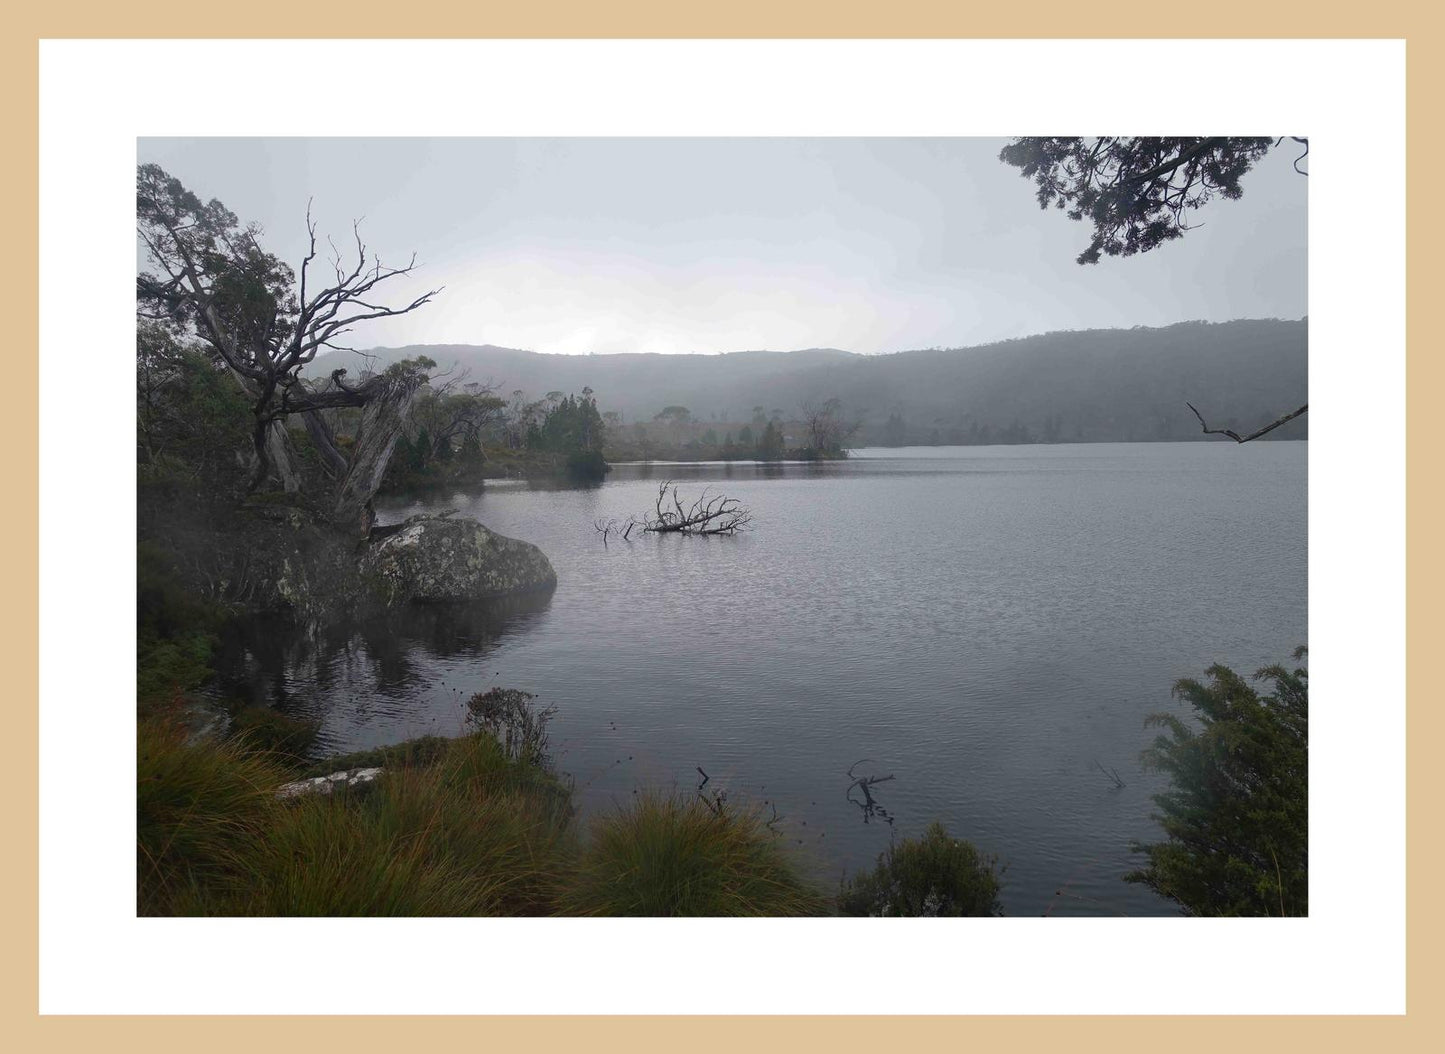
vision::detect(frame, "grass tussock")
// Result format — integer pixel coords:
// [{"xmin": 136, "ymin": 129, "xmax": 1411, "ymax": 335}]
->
[
  {"xmin": 563, "ymin": 792, "xmax": 828, "ymax": 917},
  {"xmin": 138, "ymin": 719, "xmax": 291, "ymax": 915},
  {"xmin": 141, "ymin": 717, "xmax": 832, "ymax": 915},
  {"xmin": 227, "ymin": 706, "xmax": 321, "ymax": 762},
  {"xmin": 294, "ymin": 735, "xmax": 454, "ymax": 778},
  {"xmin": 139, "ymin": 717, "xmax": 575, "ymax": 916}
]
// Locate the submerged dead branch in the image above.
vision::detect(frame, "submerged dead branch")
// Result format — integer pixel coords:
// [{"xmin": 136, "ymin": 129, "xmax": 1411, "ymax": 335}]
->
[
  {"xmin": 641, "ymin": 481, "xmax": 752, "ymax": 535},
  {"xmin": 1093, "ymin": 760, "xmax": 1127, "ymax": 790},
  {"xmin": 695, "ymin": 765, "xmax": 727, "ymax": 816},
  {"xmin": 846, "ymin": 759, "xmax": 896, "ymax": 826}
]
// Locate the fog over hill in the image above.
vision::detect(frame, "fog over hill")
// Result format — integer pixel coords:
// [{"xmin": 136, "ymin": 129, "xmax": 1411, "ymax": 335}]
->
[{"xmin": 315, "ymin": 318, "xmax": 1307, "ymax": 444}]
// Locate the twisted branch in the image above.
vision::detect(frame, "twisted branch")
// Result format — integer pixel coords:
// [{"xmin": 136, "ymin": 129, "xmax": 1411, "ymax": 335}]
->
[{"xmin": 1186, "ymin": 401, "xmax": 1308, "ymax": 444}]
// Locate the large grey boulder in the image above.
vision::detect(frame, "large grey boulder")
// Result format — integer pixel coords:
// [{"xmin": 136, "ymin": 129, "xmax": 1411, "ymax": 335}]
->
[{"xmin": 361, "ymin": 514, "xmax": 557, "ymax": 604}]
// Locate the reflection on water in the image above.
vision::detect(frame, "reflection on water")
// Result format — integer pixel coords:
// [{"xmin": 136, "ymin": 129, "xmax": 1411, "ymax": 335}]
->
[{"xmin": 210, "ymin": 592, "xmax": 554, "ymax": 753}]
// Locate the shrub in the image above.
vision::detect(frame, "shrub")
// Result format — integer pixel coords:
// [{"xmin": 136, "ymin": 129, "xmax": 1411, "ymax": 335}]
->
[
  {"xmin": 563, "ymin": 792, "xmax": 828, "ymax": 916},
  {"xmin": 136, "ymin": 328, "xmax": 253, "ymax": 502},
  {"xmin": 564, "ymin": 448, "xmax": 608, "ymax": 481},
  {"xmin": 227, "ymin": 706, "xmax": 321, "ymax": 762},
  {"xmin": 838, "ymin": 822, "xmax": 1003, "ymax": 916},
  {"xmin": 1126, "ymin": 648, "xmax": 1308, "ymax": 916},
  {"xmin": 465, "ymin": 688, "xmax": 557, "ymax": 767},
  {"xmin": 136, "ymin": 542, "xmax": 223, "ymax": 710}
]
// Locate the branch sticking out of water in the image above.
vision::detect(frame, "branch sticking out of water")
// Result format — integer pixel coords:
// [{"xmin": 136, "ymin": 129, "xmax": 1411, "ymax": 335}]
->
[
  {"xmin": 846, "ymin": 759, "xmax": 896, "ymax": 825},
  {"xmin": 1093, "ymin": 760, "xmax": 1126, "ymax": 789}
]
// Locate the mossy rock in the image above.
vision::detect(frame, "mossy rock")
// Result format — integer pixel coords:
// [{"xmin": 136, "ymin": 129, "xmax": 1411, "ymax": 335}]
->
[{"xmin": 361, "ymin": 515, "xmax": 557, "ymax": 604}]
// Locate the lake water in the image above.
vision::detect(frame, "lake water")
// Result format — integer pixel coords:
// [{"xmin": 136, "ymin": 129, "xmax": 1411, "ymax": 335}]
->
[{"xmin": 215, "ymin": 442, "xmax": 1307, "ymax": 916}]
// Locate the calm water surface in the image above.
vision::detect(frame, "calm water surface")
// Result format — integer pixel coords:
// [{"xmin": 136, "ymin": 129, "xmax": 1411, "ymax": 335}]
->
[{"xmin": 216, "ymin": 442, "xmax": 1307, "ymax": 916}]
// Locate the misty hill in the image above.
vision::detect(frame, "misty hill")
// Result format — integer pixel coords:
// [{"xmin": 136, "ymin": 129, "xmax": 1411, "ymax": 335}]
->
[{"xmin": 316, "ymin": 319, "xmax": 1307, "ymax": 444}]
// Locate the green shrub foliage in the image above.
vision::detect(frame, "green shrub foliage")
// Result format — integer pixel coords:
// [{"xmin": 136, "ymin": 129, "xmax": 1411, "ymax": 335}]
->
[
  {"xmin": 1126, "ymin": 649, "xmax": 1308, "ymax": 916},
  {"xmin": 839, "ymin": 821, "xmax": 1003, "ymax": 916}
]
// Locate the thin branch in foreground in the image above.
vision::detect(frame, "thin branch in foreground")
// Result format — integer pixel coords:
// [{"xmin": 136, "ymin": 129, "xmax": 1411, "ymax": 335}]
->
[{"xmin": 1186, "ymin": 401, "xmax": 1308, "ymax": 444}]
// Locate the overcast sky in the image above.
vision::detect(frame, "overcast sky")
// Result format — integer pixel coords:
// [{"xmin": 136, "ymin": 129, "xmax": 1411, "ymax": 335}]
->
[{"xmin": 137, "ymin": 137, "xmax": 1307, "ymax": 355}]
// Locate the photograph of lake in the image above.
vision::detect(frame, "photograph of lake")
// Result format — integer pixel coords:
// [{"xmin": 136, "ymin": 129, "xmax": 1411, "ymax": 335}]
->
[{"xmin": 135, "ymin": 135, "xmax": 1309, "ymax": 918}]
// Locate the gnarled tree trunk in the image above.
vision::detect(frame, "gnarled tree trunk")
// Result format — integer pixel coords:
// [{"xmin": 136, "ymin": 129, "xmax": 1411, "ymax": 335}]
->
[
  {"xmin": 261, "ymin": 418, "xmax": 301, "ymax": 493},
  {"xmin": 301, "ymin": 409, "xmax": 350, "ymax": 479},
  {"xmin": 331, "ymin": 374, "xmax": 424, "ymax": 537}
]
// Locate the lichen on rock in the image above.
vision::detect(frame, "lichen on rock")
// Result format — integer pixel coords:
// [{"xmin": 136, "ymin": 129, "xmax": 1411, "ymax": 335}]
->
[{"xmin": 361, "ymin": 514, "xmax": 558, "ymax": 605}]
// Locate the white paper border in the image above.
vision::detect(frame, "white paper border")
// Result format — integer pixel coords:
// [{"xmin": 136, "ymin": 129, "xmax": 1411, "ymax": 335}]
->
[{"xmin": 39, "ymin": 39, "xmax": 1404, "ymax": 1014}]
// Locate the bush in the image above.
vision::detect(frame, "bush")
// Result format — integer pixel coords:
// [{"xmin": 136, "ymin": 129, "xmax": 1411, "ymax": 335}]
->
[
  {"xmin": 564, "ymin": 448, "xmax": 608, "ymax": 481},
  {"xmin": 1126, "ymin": 649, "xmax": 1308, "ymax": 916},
  {"xmin": 838, "ymin": 822, "xmax": 1003, "ymax": 916},
  {"xmin": 136, "ymin": 328, "xmax": 253, "ymax": 502},
  {"xmin": 564, "ymin": 792, "xmax": 828, "ymax": 916},
  {"xmin": 137, "ymin": 543, "xmax": 221, "ymax": 710},
  {"xmin": 227, "ymin": 706, "xmax": 321, "ymax": 762},
  {"xmin": 465, "ymin": 687, "xmax": 557, "ymax": 767}
]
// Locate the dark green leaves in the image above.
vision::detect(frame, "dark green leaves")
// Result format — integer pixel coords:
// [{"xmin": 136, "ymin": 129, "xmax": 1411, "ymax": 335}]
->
[
  {"xmin": 1127, "ymin": 649, "xmax": 1308, "ymax": 915},
  {"xmin": 839, "ymin": 821, "xmax": 1003, "ymax": 917},
  {"xmin": 999, "ymin": 137, "xmax": 1278, "ymax": 264}
]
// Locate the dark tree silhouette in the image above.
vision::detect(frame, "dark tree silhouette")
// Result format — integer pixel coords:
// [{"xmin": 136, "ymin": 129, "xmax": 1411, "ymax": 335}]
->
[{"xmin": 998, "ymin": 137, "xmax": 1305, "ymax": 265}]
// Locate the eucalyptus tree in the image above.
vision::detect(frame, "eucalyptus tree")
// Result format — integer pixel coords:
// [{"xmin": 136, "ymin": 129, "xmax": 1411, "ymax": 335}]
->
[{"xmin": 136, "ymin": 163, "xmax": 441, "ymax": 532}]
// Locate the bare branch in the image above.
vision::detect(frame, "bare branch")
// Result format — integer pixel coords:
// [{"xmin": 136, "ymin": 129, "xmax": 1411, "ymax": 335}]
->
[
  {"xmin": 1093, "ymin": 760, "xmax": 1127, "ymax": 790},
  {"xmin": 1290, "ymin": 137, "xmax": 1310, "ymax": 176},
  {"xmin": 634, "ymin": 481, "xmax": 752, "ymax": 535},
  {"xmin": 1186, "ymin": 401, "xmax": 1308, "ymax": 444}
]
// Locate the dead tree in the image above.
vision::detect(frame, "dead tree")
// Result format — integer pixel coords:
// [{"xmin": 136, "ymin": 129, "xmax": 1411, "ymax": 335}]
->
[
  {"xmin": 593, "ymin": 516, "xmax": 638, "ymax": 545},
  {"xmin": 136, "ymin": 163, "xmax": 440, "ymax": 528},
  {"xmin": 639, "ymin": 481, "xmax": 752, "ymax": 535},
  {"xmin": 799, "ymin": 397, "xmax": 861, "ymax": 457}
]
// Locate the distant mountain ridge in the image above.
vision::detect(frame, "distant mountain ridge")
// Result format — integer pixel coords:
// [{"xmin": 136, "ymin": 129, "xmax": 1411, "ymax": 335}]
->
[{"xmin": 311, "ymin": 319, "xmax": 1307, "ymax": 443}]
